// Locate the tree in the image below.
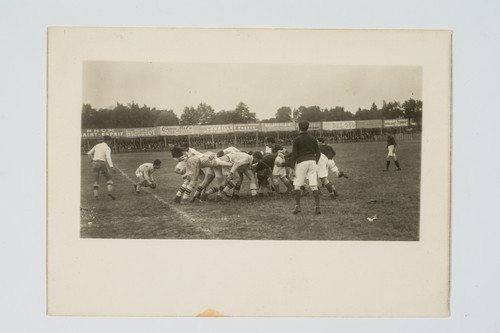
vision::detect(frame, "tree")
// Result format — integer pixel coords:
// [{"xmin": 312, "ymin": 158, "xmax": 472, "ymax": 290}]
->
[
  {"xmin": 275, "ymin": 106, "xmax": 292, "ymax": 122},
  {"xmin": 180, "ymin": 106, "xmax": 200, "ymax": 125},
  {"xmin": 233, "ymin": 102, "xmax": 257, "ymax": 123},
  {"xmin": 154, "ymin": 110, "xmax": 179, "ymax": 126},
  {"xmin": 198, "ymin": 103, "xmax": 215, "ymax": 125},
  {"xmin": 402, "ymin": 99, "xmax": 423, "ymax": 124},
  {"xmin": 323, "ymin": 106, "xmax": 354, "ymax": 121},
  {"xmin": 298, "ymin": 106, "xmax": 323, "ymax": 122},
  {"xmin": 179, "ymin": 103, "xmax": 215, "ymax": 125}
]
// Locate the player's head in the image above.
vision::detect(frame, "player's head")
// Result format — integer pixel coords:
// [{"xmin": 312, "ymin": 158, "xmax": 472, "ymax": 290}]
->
[
  {"xmin": 153, "ymin": 159, "xmax": 162, "ymax": 169},
  {"xmin": 317, "ymin": 137, "xmax": 325, "ymax": 144},
  {"xmin": 167, "ymin": 143, "xmax": 175, "ymax": 151},
  {"xmin": 252, "ymin": 151, "xmax": 263, "ymax": 163},
  {"xmin": 271, "ymin": 144, "xmax": 283, "ymax": 154},
  {"xmin": 216, "ymin": 150, "xmax": 224, "ymax": 158},
  {"xmin": 103, "ymin": 135, "xmax": 112, "ymax": 143},
  {"xmin": 298, "ymin": 121, "xmax": 309, "ymax": 132}
]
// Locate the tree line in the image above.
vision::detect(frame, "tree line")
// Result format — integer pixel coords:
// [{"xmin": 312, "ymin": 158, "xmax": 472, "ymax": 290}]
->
[{"xmin": 82, "ymin": 99, "xmax": 422, "ymax": 129}]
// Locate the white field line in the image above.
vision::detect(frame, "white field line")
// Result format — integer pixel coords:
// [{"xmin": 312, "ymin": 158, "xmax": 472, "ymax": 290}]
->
[{"xmin": 114, "ymin": 166, "xmax": 214, "ymax": 237}]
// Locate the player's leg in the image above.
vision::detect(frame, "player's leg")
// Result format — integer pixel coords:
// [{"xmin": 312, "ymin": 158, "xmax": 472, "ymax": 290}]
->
[
  {"xmin": 135, "ymin": 172, "xmax": 148, "ymax": 193},
  {"xmin": 101, "ymin": 166, "xmax": 116, "ymax": 200},
  {"xmin": 174, "ymin": 177, "xmax": 189, "ymax": 203},
  {"xmin": 92, "ymin": 162, "xmax": 100, "ymax": 198},
  {"xmin": 393, "ymin": 153, "xmax": 401, "ymax": 170},
  {"xmin": 243, "ymin": 166, "xmax": 258, "ymax": 197},
  {"xmin": 306, "ymin": 161, "xmax": 321, "ymax": 214},
  {"xmin": 192, "ymin": 168, "xmax": 215, "ymax": 202},
  {"xmin": 292, "ymin": 162, "xmax": 308, "ymax": 214}
]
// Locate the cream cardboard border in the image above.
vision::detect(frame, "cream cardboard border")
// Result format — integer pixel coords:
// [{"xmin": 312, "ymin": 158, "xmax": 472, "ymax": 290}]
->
[{"xmin": 47, "ymin": 28, "xmax": 451, "ymax": 317}]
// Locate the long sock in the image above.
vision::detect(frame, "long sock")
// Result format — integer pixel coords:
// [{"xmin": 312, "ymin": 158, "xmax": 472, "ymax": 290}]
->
[
  {"xmin": 205, "ymin": 186, "xmax": 219, "ymax": 195},
  {"xmin": 107, "ymin": 181, "xmax": 113, "ymax": 193},
  {"xmin": 93, "ymin": 184, "xmax": 99, "ymax": 197},
  {"xmin": 325, "ymin": 183, "xmax": 334, "ymax": 194},
  {"xmin": 294, "ymin": 189, "xmax": 301, "ymax": 206},
  {"xmin": 182, "ymin": 185, "xmax": 193, "ymax": 200},
  {"xmin": 312, "ymin": 190, "xmax": 320, "ymax": 207},
  {"xmin": 234, "ymin": 184, "xmax": 241, "ymax": 196},
  {"xmin": 386, "ymin": 160, "xmax": 390, "ymax": 170},
  {"xmin": 193, "ymin": 185, "xmax": 204, "ymax": 197},
  {"xmin": 176, "ymin": 184, "xmax": 187, "ymax": 197},
  {"xmin": 395, "ymin": 161, "xmax": 401, "ymax": 169}
]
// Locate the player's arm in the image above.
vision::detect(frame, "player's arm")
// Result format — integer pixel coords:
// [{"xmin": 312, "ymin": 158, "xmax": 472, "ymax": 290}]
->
[
  {"xmin": 105, "ymin": 147, "xmax": 115, "ymax": 169},
  {"xmin": 87, "ymin": 146, "xmax": 95, "ymax": 162},
  {"xmin": 290, "ymin": 139, "xmax": 298, "ymax": 166},
  {"xmin": 314, "ymin": 140, "xmax": 321, "ymax": 163}
]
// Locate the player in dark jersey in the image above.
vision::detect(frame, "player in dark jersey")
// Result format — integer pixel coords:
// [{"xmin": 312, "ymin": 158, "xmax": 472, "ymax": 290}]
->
[
  {"xmin": 385, "ymin": 133, "xmax": 401, "ymax": 171},
  {"xmin": 317, "ymin": 137, "xmax": 336, "ymax": 159}
]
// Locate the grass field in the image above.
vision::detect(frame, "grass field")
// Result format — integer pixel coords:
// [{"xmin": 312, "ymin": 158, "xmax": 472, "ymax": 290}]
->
[{"xmin": 80, "ymin": 140, "xmax": 420, "ymax": 240}]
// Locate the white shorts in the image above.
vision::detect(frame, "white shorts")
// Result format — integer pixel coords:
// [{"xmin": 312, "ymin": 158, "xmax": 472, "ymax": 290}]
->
[
  {"xmin": 387, "ymin": 145, "xmax": 396, "ymax": 158},
  {"xmin": 135, "ymin": 170, "xmax": 146, "ymax": 182},
  {"xmin": 293, "ymin": 160, "xmax": 318, "ymax": 188},
  {"xmin": 317, "ymin": 154, "xmax": 329, "ymax": 179}
]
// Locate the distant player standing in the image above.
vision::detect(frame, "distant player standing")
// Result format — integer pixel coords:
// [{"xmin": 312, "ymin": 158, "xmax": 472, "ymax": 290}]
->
[
  {"xmin": 290, "ymin": 122, "xmax": 322, "ymax": 214},
  {"xmin": 385, "ymin": 132, "xmax": 402, "ymax": 171},
  {"xmin": 134, "ymin": 159, "xmax": 162, "ymax": 193},
  {"xmin": 87, "ymin": 135, "xmax": 116, "ymax": 200}
]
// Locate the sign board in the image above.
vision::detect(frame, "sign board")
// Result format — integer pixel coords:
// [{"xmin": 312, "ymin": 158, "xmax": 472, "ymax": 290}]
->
[
  {"xmin": 261, "ymin": 122, "xmax": 296, "ymax": 132},
  {"xmin": 159, "ymin": 125, "xmax": 197, "ymax": 136},
  {"xmin": 322, "ymin": 121, "xmax": 356, "ymax": 131},
  {"xmin": 383, "ymin": 119, "xmax": 409, "ymax": 127},
  {"xmin": 81, "ymin": 128, "xmax": 125, "ymax": 138},
  {"xmin": 356, "ymin": 119, "xmax": 383, "ymax": 129},
  {"xmin": 199, "ymin": 124, "xmax": 234, "ymax": 134}
]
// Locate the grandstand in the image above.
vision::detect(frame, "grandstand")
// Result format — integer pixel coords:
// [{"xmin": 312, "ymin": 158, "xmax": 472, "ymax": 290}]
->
[{"xmin": 81, "ymin": 119, "xmax": 421, "ymax": 153}]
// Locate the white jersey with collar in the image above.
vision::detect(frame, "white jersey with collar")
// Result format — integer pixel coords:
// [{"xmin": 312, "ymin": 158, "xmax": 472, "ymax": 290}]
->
[{"xmin": 88, "ymin": 142, "xmax": 113, "ymax": 167}]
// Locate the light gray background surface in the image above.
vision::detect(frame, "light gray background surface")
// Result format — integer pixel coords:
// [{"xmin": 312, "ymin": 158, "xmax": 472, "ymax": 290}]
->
[{"xmin": 1, "ymin": 0, "xmax": 498, "ymax": 332}]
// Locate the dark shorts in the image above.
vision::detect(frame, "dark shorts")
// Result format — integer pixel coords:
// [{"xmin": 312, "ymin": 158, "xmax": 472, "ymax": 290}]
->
[{"xmin": 92, "ymin": 161, "xmax": 111, "ymax": 181}]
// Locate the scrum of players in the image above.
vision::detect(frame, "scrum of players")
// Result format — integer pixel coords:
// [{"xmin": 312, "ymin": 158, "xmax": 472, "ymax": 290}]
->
[{"xmin": 164, "ymin": 136, "xmax": 349, "ymax": 211}]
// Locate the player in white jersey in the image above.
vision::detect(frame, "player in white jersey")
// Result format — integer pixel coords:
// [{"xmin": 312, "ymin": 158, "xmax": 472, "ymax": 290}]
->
[
  {"xmin": 218, "ymin": 151, "xmax": 260, "ymax": 200},
  {"xmin": 273, "ymin": 148, "xmax": 294, "ymax": 194},
  {"xmin": 134, "ymin": 159, "xmax": 161, "ymax": 193},
  {"xmin": 174, "ymin": 152, "xmax": 233, "ymax": 203},
  {"xmin": 189, "ymin": 148, "xmax": 240, "ymax": 202},
  {"xmin": 87, "ymin": 135, "xmax": 116, "ymax": 200}
]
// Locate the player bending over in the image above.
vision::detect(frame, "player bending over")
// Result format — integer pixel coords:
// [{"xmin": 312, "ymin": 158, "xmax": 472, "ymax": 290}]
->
[
  {"xmin": 134, "ymin": 159, "xmax": 161, "ymax": 193},
  {"xmin": 218, "ymin": 151, "xmax": 261, "ymax": 200},
  {"xmin": 175, "ymin": 152, "xmax": 233, "ymax": 203}
]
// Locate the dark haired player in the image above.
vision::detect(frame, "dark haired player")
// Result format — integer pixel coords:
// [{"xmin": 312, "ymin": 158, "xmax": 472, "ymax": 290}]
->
[
  {"xmin": 290, "ymin": 122, "xmax": 322, "ymax": 214},
  {"xmin": 385, "ymin": 133, "xmax": 402, "ymax": 171},
  {"xmin": 87, "ymin": 135, "xmax": 116, "ymax": 200}
]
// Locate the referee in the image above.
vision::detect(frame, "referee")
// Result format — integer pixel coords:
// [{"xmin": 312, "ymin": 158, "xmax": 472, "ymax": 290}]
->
[{"xmin": 290, "ymin": 121, "xmax": 322, "ymax": 214}]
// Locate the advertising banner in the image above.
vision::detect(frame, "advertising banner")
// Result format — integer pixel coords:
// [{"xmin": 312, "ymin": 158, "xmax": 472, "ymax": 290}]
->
[
  {"xmin": 233, "ymin": 123, "xmax": 261, "ymax": 132},
  {"xmin": 81, "ymin": 128, "xmax": 125, "ymax": 138},
  {"xmin": 123, "ymin": 127, "xmax": 159, "ymax": 138},
  {"xmin": 294, "ymin": 122, "xmax": 321, "ymax": 131},
  {"xmin": 383, "ymin": 119, "xmax": 409, "ymax": 127},
  {"xmin": 322, "ymin": 121, "xmax": 356, "ymax": 131},
  {"xmin": 199, "ymin": 124, "xmax": 234, "ymax": 134},
  {"xmin": 261, "ymin": 122, "xmax": 296, "ymax": 132},
  {"xmin": 159, "ymin": 125, "xmax": 197, "ymax": 136},
  {"xmin": 356, "ymin": 119, "xmax": 383, "ymax": 129}
]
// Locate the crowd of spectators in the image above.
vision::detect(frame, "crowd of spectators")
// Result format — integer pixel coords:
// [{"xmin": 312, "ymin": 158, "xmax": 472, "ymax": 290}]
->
[{"xmin": 81, "ymin": 128, "xmax": 421, "ymax": 154}]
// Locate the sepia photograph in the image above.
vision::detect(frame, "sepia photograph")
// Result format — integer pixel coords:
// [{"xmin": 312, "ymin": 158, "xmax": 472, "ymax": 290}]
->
[
  {"xmin": 81, "ymin": 62, "xmax": 422, "ymax": 240},
  {"xmin": 48, "ymin": 28, "xmax": 450, "ymax": 317}
]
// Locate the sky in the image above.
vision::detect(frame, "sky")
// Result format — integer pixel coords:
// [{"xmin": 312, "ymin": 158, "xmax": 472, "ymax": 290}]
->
[{"xmin": 83, "ymin": 62, "xmax": 422, "ymax": 120}]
